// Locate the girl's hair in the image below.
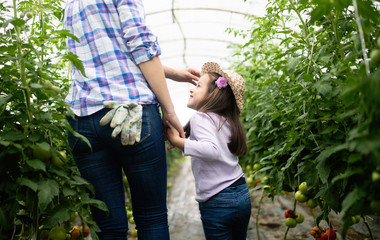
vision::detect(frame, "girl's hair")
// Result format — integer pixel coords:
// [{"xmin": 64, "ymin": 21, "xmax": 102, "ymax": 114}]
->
[{"xmin": 185, "ymin": 72, "xmax": 247, "ymax": 156}]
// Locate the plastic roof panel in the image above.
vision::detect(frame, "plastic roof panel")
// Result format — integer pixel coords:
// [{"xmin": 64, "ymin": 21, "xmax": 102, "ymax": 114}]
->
[{"xmin": 142, "ymin": 0, "xmax": 268, "ymax": 123}]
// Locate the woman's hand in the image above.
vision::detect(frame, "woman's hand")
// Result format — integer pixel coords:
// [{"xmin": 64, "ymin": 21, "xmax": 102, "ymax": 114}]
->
[
  {"xmin": 165, "ymin": 120, "xmax": 185, "ymax": 151},
  {"xmin": 164, "ymin": 66, "xmax": 200, "ymax": 85}
]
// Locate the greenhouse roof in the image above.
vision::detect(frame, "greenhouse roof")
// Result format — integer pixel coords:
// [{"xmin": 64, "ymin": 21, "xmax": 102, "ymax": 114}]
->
[{"xmin": 142, "ymin": 0, "xmax": 267, "ymax": 123}]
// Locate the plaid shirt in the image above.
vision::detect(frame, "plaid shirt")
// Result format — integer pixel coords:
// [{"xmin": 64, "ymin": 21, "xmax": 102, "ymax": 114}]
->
[{"xmin": 63, "ymin": 0, "xmax": 161, "ymax": 116}]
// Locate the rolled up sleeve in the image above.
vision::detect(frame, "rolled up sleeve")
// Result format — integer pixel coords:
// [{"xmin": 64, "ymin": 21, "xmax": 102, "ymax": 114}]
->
[{"xmin": 115, "ymin": 0, "xmax": 161, "ymax": 64}]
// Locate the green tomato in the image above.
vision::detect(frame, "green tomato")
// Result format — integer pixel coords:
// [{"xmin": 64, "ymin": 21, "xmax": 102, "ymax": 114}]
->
[
  {"xmin": 33, "ymin": 142, "xmax": 52, "ymax": 162},
  {"xmin": 299, "ymin": 182, "xmax": 308, "ymax": 194},
  {"xmin": 26, "ymin": 11, "xmax": 34, "ymax": 19},
  {"xmin": 130, "ymin": 227, "xmax": 138, "ymax": 237},
  {"xmin": 48, "ymin": 226, "xmax": 67, "ymax": 240},
  {"xmin": 351, "ymin": 215, "xmax": 360, "ymax": 224},
  {"xmin": 307, "ymin": 198, "xmax": 318, "ymax": 209},
  {"xmin": 370, "ymin": 49, "xmax": 380, "ymax": 63},
  {"xmin": 372, "ymin": 171, "xmax": 380, "ymax": 182},
  {"xmin": 39, "ymin": 229, "xmax": 50, "ymax": 240},
  {"xmin": 295, "ymin": 214, "xmax": 304, "ymax": 223},
  {"xmin": 51, "ymin": 151, "xmax": 65, "ymax": 168},
  {"xmin": 127, "ymin": 210, "xmax": 133, "ymax": 219},
  {"xmin": 295, "ymin": 190, "xmax": 308, "ymax": 203},
  {"xmin": 285, "ymin": 218, "xmax": 297, "ymax": 228},
  {"xmin": 253, "ymin": 163, "xmax": 260, "ymax": 171}
]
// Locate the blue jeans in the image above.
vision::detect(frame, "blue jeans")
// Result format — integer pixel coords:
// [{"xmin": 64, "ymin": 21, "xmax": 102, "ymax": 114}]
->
[
  {"xmin": 199, "ymin": 179, "xmax": 251, "ymax": 240},
  {"xmin": 68, "ymin": 104, "xmax": 169, "ymax": 240}
]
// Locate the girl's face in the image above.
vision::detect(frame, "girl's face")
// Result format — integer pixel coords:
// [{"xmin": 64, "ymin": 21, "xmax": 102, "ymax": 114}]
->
[{"xmin": 187, "ymin": 74, "xmax": 212, "ymax": 110}]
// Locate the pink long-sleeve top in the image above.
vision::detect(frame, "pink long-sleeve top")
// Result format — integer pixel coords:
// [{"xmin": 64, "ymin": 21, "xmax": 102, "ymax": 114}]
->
[{"xmin": 183, "ymin": 112, "xmax": 244, "ymax": 202}]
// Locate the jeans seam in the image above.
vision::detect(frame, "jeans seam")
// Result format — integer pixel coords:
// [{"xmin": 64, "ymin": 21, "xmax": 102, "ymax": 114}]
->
[{"xmin": 135, "ymin": 105, "xmax": 152, "ymax": 145}]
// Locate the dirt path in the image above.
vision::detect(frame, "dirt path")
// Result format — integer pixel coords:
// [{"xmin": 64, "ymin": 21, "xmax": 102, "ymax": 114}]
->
[
  {"xmin": 167, "ymin": 159, "xmax": 380, "ymax": 240},
  {"xmin": 167, "ymin": 158, "xmax": 205, "ymax": 240}
]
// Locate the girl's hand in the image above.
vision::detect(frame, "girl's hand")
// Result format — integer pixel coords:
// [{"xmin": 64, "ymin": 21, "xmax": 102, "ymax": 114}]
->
[{"xmin": 165, "ymin": 120, "xmax": 185, "ymax": 151}]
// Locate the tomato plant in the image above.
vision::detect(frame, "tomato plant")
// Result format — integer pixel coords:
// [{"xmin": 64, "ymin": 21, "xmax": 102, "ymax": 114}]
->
[
  {"xmin": 232, "ymin": 0, "xmax": 380, "ymax": 238},
  {"xmin": 0, "ymin": 0, "xmax": 107, "ymax": 239}
]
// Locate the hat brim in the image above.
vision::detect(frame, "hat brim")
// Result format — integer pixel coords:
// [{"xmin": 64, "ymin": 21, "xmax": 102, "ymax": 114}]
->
[
  {"xmin": 201, "ymin": 62, "xmax": 245, "ymax": 114},
  {"xmin": 201, "ymin": 62, "xmax": 232, "ymax": 83}
]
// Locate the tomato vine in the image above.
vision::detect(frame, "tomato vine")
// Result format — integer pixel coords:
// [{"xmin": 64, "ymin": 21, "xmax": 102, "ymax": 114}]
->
[
  {"xmin": 0, "ymin": 1, "xmax": 105, "ymax": 239},
  {"xmin": 234, "ymin": 0, "xmax": 380, "ymax": 238}
]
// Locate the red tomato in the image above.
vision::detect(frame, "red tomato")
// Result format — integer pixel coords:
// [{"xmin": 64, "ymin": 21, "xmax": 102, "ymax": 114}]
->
[
  {"xmin": 284, "ymin": 209, "xmax": 295, "ymax": 218},
  {"xmin": 321, "ymin": 228, "xmax": 336, "ymax": 240}
]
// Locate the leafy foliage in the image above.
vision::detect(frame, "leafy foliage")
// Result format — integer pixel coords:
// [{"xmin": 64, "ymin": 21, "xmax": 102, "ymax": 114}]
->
[
  {"xmin": 0, "ymin": 0, "xmax": 105, "ymax": 239},
  {"xmin": 233, "ymin": 0, "xmax": 380, "ymax": 237}
]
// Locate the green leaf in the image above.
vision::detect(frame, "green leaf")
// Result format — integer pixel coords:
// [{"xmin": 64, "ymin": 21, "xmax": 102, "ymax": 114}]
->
[
  {"xmin": 70, "ymin": 175, "xmax": 90, "ymax": 186},
  {"xmin": 63, "ymin": 52, "xmax": 86, "ymax": 77},
  {"xmin": 331, "ymin": 167, "xmax": 364, "ymax": 183},
  {"xmin": 341, "ymin": 188, "xmax": 366, "ymax": 212},
  {"xmin": 10, "ymin": 18, "xmax": 26, "ymax": 27},
  {"xmin": 38, "ymin": 180, "xmax": 60, "ymax": 212},
  {"xmin": 315, "ymin": 81, "xmax": 332, "ymax": 99},
  {"xmin": 0, "ymin": 94, "xmax": 11, "ymax": 107},
  {"xmin": 44, "ymin": 205, "xmax": 71, "ymax": 227},
  {"xmin": 316, "ymin": 144, "xmax": 347, "ymax": 183},
  {"xmin": 62, "ymin": 186, "xmax": 76, "ymax": 197},
  {"xmin": 18, "ymin": 178, "xmax": 39, "ymax": 192},
  {"xmin": 284, "ymin": 145, "xmax": 305, "ymax": 169},
  {"xmin": 26, "ymin": 159, "xmax": 46, "ymax": 172},
  {"xmin": 80, "ymin": 193, "xmax": 108, "ymax": 212},
  {"xmin": 0, "ymin": 208, "xmax": 8, "ymax": 230},
  {"xmin": 0, "ymin": 130, "xmax": 26, "ymax": 141}
]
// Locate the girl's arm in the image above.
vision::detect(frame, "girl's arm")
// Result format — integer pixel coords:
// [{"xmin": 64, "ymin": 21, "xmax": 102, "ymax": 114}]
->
[
  {"xmin": 139, "ymin": 56, "xmax": 185, "ymax": 138},
  {"xmin": 166, "ymin": 112, "xmax": 220, "ymax": 160},
  {"xmin": 166, "ymin": 121, "xmax": 185, "ymax": 151}
]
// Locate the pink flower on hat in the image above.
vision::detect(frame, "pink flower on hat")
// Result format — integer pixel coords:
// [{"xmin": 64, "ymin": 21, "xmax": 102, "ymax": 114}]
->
[{"xmin": 215, "ymin": 77, "xmax": 228, "ymax": 89}]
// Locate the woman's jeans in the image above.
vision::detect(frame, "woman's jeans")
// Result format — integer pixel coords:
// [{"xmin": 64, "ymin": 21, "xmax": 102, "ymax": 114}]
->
[
  {"xmin": 199, "ymin": 178, "xmax": 251, "ymax": 240},
  {"xmin": 68, "ymin": 104, "xmax": 169, "ymax": 240}
]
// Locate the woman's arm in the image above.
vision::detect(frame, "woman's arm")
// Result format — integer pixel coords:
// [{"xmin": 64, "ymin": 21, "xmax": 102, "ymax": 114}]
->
[
  {"xmin": 163, "ymin": 65, "xmax": 200, "ymax": 85},
  {"xmin": 139, "ymin": 56, "xmax": 185, "ymax": 138}
]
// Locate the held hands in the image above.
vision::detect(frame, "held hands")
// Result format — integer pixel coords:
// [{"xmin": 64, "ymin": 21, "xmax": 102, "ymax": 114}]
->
[
  {"xmin": 165, "ymin": 120, "xmax": 185, "ymax": 151},
  {"xmin": 99, "ymin": 101, "xmax": 143, "ymax": 145}
]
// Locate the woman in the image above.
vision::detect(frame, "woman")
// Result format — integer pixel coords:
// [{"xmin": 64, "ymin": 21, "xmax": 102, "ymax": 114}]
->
[{"xmin": 63, "ymin": 0, "xmax": 200, "ymax": 239}]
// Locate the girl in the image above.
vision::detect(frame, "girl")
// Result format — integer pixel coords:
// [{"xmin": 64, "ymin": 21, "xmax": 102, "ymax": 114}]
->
[{"xmin": 166, "ymin": 62, "xmax": 251, "ymax": 240}]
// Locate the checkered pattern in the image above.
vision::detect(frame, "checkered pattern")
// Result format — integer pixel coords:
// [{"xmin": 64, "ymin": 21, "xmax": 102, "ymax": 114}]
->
[{"xmin": 63, "ymin": 0, "xmax": 161, "ymax": 116}]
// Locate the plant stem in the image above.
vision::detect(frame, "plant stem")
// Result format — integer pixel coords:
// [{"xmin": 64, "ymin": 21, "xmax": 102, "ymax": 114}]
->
[
  {"xmin": 363, "ymin": 215, "xmax": 374, "ymax": 240},
  {"xmin": 352, "ymin": 0, "xmax": 370, "ymax": 76},
  {"xmin": 288, "ymin": 0, "xmax": 309, "ymax": 47},
  {"xmin": 284, "ymin": 227, "xmax": 290, "ymax": 240},
  {"xmin": 13, "ymin": 0, "xmax": 32, "ymax": 124},
  {"xmin": 256, "ymin": 190, "xmax": 265, "ymax": 240}
]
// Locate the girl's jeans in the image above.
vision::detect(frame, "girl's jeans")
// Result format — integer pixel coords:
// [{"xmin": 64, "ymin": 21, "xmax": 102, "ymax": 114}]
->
[
  {"xmin": 199, "ymin": 179, "xmax": 251, "ymax": 240},
  {"xmin": 68, "ymin": 104, "xmax": 169, "ymax": 240}
]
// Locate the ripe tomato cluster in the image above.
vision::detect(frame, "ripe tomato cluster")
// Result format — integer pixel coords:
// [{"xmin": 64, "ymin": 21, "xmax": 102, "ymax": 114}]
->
[
  {"xmin": 70, "ymin": 225, "xmax": 90, "ymax": 239},
  {"xmin": 284, "ymin": 209, "xmax": 304, "ymax": 228},
  {"xmin": 309, "ymin": 226, "xmax": 336, "ymax": 240}
]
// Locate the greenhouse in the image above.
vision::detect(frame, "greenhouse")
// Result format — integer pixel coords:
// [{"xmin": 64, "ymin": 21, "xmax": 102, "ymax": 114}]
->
[{"xmin": 0, "ymin": 0, "xmax": 380, "ymax": 239}]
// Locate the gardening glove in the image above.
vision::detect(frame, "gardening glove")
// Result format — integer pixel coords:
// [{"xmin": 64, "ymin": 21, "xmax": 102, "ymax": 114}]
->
[{"xmin": 99, "ymin": 101, "xmax": 143, "ymax": 145}]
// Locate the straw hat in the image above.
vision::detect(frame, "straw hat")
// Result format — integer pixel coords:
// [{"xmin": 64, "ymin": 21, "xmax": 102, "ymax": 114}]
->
[{"xmin": 201, "ymin": 62, "xmax": 246, "ymax": 113}]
